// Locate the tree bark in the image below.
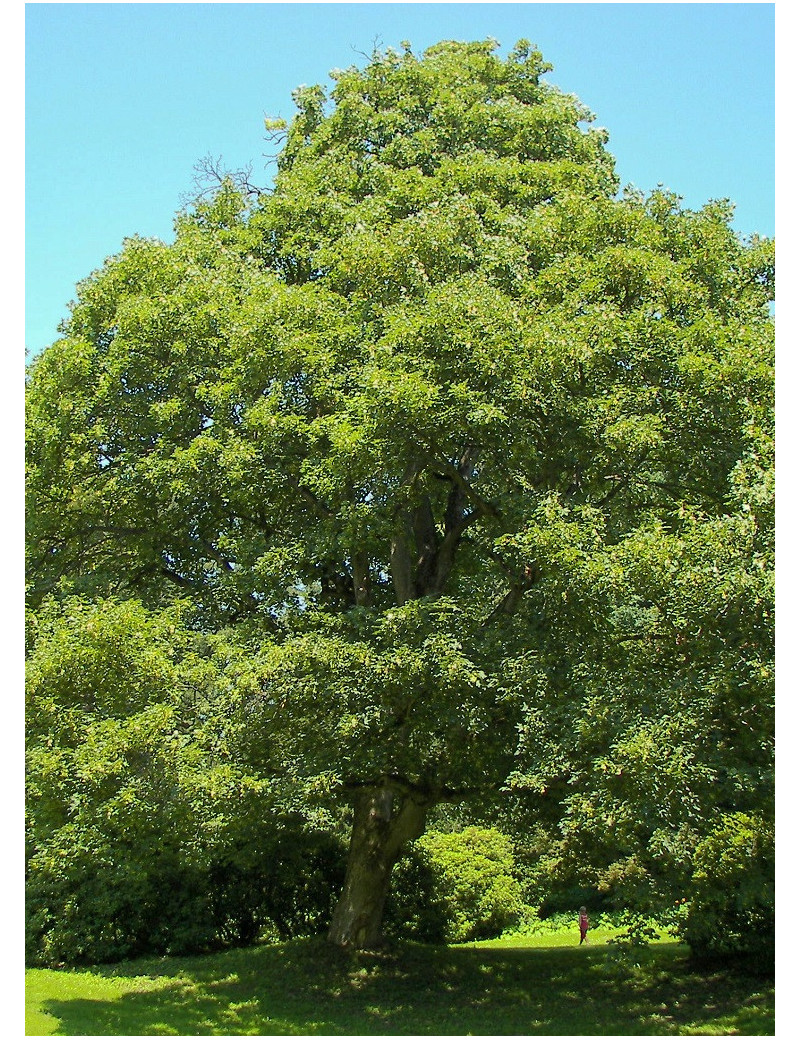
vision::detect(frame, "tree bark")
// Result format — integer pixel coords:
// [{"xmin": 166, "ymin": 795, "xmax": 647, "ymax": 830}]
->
[
  {"xmin": 390, "ymin": 530, "xmax": 414, "ymax": 605},
  {"xmin": 352, "ymin": 551, "xmax": 371, "ymax": 607},
  {"xmin": 412, "ymin": 496, "xmax": 439, "ymax": 597},
  {"xmin": 327, "ymin": 785, "xmax": 428, "ymax": 948}
]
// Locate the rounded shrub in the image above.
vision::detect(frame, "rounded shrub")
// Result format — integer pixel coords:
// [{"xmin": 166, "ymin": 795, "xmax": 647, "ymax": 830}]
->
[{"xmin": 389, "ymin": 826, "xmax": 524, "ymax": 943}]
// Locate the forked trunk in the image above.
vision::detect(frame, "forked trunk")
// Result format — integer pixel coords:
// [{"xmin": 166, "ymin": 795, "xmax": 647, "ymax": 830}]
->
[{"xmin": 328, "ymin": 785, "xmax": 428, "ymax": 948}]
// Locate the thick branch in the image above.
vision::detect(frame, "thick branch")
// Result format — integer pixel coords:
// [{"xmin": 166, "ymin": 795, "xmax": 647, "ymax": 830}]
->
[
  {"xmin": 431, "ymin": 509, "xmax": 484, "ymax": 596},
  {"xmin": 413, "ymin": 495, "xmax": 439, "ymax": 596},
  {"xmin": 423, "ymin": 445, "xmax": 499, "ymax": 520},
  {"xmin": 197, "ymin": 536, "xmax": 236, "ymax": 571},
  {"xmin": 389, "ymin": 461, "xmax": 425, "ymax": 605},
  {"xmin": 293, "ymin": 480, "xmax": 334, "ymax": 517},
  {"xmin": 390, "ymin": 530, "xmax": 414, "ymax": 606},
  {"xmin": 352, "ymin": 551, "xmax": 372, "ymax": 607},
  {"xmin": 160, "ymin": 565, "xmax": 201, "ymax": 591},
  {"xmin": 482, "ymin": 562, "xmax": 540, "ymax": 625}
]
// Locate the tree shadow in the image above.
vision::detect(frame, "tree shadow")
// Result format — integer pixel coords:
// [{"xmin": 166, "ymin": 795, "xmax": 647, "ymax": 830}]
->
[{"xmin": 41, "ymin": 938, "xmax": 775, "ymax": 1036}]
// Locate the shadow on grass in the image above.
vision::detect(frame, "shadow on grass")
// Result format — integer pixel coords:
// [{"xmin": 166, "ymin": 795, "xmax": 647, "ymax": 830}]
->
[{"xmin": 41, "ymin": 937, "xmax": 775, "ymax": 1036}]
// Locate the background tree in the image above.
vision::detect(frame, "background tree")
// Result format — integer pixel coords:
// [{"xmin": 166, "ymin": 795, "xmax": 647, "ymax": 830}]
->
[{"xmin": 26, "ymin": 39, "xmax": 774, "ymax": 950}]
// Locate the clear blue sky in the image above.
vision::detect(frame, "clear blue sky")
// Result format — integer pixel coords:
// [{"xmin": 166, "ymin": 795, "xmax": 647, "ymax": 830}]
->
[{"xmin": 25, "ymin": 2, "xmax": 775, "ymax": 358}]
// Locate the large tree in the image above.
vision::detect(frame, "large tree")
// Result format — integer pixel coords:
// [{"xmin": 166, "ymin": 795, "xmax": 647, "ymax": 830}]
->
[{"xmin": 26, "ymin": 39, "xmax": 774, "ymax": 948}]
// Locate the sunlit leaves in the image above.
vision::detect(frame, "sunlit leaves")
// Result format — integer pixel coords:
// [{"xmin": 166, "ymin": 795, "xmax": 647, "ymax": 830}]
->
[{"xmin": 26, "ymin": 38, "xmax": 773, "ymax": 948}]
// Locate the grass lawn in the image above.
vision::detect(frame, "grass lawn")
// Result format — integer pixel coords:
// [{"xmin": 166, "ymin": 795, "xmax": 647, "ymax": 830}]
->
[{"xmin": 25, "ymin": 929, "xmax": 774, "ymax": 1036}]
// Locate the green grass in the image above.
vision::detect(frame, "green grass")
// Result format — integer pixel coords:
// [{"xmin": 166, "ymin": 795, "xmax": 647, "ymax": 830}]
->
[
  {"xmin": 25, "ymin": 930, "xmax": 774, "ymax": 1036},
  {"xmin": 476, "ymin": 917, "xmax": 676, "ymax": 950}
]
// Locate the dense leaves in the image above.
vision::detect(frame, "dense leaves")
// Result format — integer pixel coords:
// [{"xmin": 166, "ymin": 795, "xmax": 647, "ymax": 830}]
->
[
  {"xmin": 390, "ymin": 826, "xmax": 524, "ymax": 942},
  {"xmin": 26, "ymin": 38, "xmax": 773, "ymax": 954},
  {"xmin": 25, "ymin": 598, "xmax": 346, "ymax": 964}
]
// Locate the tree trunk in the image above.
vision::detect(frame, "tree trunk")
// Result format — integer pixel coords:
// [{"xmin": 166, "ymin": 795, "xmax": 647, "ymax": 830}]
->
[{"xmin": 328, "ymin": 786, "xmax": 428, "ymax": 948}]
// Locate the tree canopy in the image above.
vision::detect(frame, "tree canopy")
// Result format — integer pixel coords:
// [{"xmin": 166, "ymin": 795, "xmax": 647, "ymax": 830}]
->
[{"xmin": 26, "ymin": 39, "xmax": 774, "ymax": 952}]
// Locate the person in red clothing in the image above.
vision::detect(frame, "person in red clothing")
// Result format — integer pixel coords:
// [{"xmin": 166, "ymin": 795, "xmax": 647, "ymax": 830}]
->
[{"xmin": 579, "ymin": 906, "xmax": 589, "ymax": 944}]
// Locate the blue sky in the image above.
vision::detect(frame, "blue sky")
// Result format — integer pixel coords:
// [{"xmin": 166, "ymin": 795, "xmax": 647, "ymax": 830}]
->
[{"xmin": 25, "ymin": 2, "xmax": 775, "ymax": 358}]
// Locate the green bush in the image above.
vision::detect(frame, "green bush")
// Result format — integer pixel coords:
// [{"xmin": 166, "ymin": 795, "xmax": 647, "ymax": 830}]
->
[
  {"xmin": 25, "ymin": 597, "xmax": 347, "ymax": 966},
  {"xmin": 26, "ymin": 736, "xmax": 347, "ymax": 966},
  {"xmin": 389, "ymin": 826, "xmax": 524, "ymax": 943},
  {"xmin": 680, "ymin": 812, "xmax": 774, "ymax": 964},
  {"xmin": 26, "ymin": 818, "xmax": 213, "ymax": 965}
]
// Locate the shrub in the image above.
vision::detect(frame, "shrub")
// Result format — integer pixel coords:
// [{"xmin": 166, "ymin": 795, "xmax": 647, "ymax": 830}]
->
[
  {"xmin": 25, "ymin": 597, "xmax": 347, "ymax": 966},
  {"xmin": 26, "ymin": 763, "xmax": 346, "ymax": 966},
  {"xmin": 680, "ymin": 812, "xmax": 774, "ymax": 964},
  {"xmin": 389, "ymin": 826, "xmax": 524, "ymax": 943}
]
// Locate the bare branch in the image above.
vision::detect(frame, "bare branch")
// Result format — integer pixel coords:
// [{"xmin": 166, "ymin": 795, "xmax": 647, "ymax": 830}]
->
[{"xmin": 181, "ymin": 152, "xmax": 266, "ymax": 207}]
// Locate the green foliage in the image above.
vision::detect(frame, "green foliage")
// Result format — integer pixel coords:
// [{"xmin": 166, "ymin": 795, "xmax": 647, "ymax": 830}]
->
[
  {"xmin": 26, "ymin": 37, "xmax": 773, "ymax": 954},
  {"xmin": 26, "ymin": 597, "xmax": 345, "ymax": 965},
  {"xmin": 501, "ymin": 420, "xmax": 773, "ymax": 953},
  {"xmin": 217, "ymin": 600, "xmax": 517, "ymax": 805},
  {"xmin": 389, "ymin": 827, "xmax": 523, "ymax": 942},
  {"xmin": 682, "ymin": 812, "xmax": 774, "ymax": 964}
]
